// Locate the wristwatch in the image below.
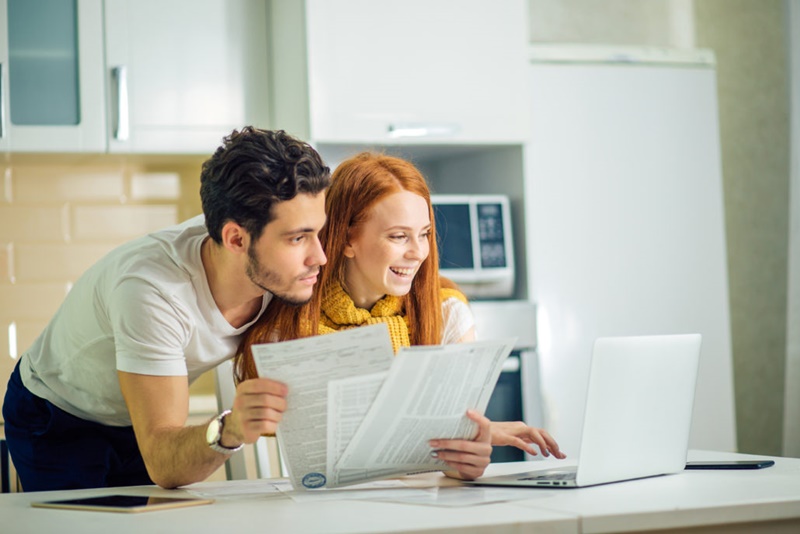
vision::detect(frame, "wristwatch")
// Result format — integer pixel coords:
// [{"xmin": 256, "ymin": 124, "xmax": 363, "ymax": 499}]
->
[{"xmin": 206, "ymin": 410, "xmax": 244, "ymax": 455}]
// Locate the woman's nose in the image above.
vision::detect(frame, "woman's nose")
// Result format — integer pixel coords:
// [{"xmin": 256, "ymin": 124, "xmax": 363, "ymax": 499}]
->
[{"xmin": 406, "ymin": 237, "xmax": 427, "ymax": 260}]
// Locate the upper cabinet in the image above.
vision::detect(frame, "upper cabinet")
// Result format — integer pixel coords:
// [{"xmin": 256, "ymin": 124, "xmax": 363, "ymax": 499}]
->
[
  {"xmin": 0, "ymin": 0, "xmax": 106, "ymax": 152},
  {"xmin": 271, "ymin": 0, "xmax": 530, "ymax": 145},
  {"xmin": 104, "ymin": 0, "xmax": 269, "ymax": 154},
  {"xmin": 0, "ymin": 0, "xmax": 269, "ymax": 154}
]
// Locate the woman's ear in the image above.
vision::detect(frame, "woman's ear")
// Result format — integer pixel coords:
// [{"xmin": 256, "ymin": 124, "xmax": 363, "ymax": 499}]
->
[{"xmin": 343, "ymin": 242, "xmax": 355, "ymax": 258}]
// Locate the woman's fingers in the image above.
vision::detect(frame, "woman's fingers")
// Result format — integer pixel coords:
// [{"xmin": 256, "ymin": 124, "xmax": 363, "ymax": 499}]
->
[
  {"xmin": 429, "ymin": 410, "xmax": 493, "ymax": 480},
  {"xmin": 490, "ymin": 421, "xmax": 567, "ymax": 459}
]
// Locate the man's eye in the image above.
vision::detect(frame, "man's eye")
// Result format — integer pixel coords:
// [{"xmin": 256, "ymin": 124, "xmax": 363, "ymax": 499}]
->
[{"xmin": 291, "ymin": 235, "xmax": 305, "ymax": 243}]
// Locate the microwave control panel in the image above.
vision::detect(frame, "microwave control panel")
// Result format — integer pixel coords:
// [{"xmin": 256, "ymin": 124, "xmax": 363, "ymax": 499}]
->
[{"xmin": 477, "ymin": 202, "xmax": 507, "ymax": 268}]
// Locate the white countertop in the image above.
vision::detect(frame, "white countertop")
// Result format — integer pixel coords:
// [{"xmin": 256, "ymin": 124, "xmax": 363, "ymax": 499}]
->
[{"xmin": 1, "ymin": 450, "xmax": 798, "ymax": 534}]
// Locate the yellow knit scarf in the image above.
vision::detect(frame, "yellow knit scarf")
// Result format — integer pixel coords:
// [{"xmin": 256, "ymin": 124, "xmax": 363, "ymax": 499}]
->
[{"xmin": 318, "ymin": 281, "xmax": 467, "ymax": 353}]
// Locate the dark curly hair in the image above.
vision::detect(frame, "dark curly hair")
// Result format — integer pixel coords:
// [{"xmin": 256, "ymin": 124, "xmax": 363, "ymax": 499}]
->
[{"xmin": 200, "ymin": 127, "xmax": 330, "ymax": 243}]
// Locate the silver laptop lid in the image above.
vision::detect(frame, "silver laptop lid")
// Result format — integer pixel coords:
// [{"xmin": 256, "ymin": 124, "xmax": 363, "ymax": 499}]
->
[{"xmin": 575, "ymin": 334, "xmax": 702, "ymax": 487}]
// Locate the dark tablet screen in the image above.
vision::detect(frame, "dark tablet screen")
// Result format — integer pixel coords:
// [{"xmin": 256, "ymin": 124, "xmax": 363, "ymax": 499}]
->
[{"xmin": 32, "ymin": 494, "xmax": 213, "ymax": 513}]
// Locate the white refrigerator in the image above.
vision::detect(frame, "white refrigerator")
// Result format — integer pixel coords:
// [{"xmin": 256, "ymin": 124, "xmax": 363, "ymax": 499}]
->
[{"xmin": 525, "ymin": 45, "xmax": 737, "ymax": 454}]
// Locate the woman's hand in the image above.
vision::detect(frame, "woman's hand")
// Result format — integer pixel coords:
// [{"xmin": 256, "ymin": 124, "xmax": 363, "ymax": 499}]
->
[
  {"xmin": 429, "ymin": 410, "xmax": 492, "ymax": 480},
  {"xmin": 490, "ymin": 421, "xmax": 566, "ymax": 459}
]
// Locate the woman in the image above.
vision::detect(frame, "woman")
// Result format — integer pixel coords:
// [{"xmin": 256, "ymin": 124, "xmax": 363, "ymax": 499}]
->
[{"xmin": 236, "ymin": 152, "xmax": 564, "ymax": 478}]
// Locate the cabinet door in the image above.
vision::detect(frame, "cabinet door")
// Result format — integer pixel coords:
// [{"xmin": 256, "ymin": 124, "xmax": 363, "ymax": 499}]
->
[
  {"xmin": 104, "ymin": 0, "xmax": 270, "ymax": 154},
  {"xmin": 302, "ymin": 0, "xmax": 529, "ymax": 144},
  {"xmin": 0, "ymin": 0, "xmax": 106, "ymax": 152},
  {"xmin": 0, "ymin": 2, "xmax": 7, "ymax": 152}
]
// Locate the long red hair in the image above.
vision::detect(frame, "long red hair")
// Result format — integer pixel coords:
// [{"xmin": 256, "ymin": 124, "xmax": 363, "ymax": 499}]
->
[{"xmin": 235, "ymin": 152, "xmax": 444, "ymax": 382}]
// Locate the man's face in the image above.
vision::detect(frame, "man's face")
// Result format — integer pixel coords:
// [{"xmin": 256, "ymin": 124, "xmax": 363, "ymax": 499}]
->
[{"xmin": 246, "ymin": 192, "xmax": 327, "ymax": 305}]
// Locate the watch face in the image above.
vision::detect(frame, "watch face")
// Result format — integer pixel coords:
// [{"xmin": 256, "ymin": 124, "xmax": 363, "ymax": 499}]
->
[{"xmin": 206, "ymin": 417, "xmax": 221, "ymax": 445}]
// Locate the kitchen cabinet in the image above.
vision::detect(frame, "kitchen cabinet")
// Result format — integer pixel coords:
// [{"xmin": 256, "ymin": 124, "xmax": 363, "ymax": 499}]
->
[
  {"xmin": 271, "ymin": 0, "xmax": 529, "ymax": 145},
  {"xmin": 0, "ymin": 0, "xmax": 106, "ymax": 152},
  {"xmin": 104, "ymin": 0, "xmax": 269, "ymax": 154},
  {"xmin": 1, "ymin": 0, "xmax": 269, "ymax": 154}
]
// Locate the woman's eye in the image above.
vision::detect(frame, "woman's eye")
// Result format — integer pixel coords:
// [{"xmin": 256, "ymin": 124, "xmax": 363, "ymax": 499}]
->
[
  {"xmin": 291, "ymin": 235, "xmax": 305, "ymax": 243},
  {"xmin": 390, "ymin": 234, "xmax": 407, "ymax": 241}
]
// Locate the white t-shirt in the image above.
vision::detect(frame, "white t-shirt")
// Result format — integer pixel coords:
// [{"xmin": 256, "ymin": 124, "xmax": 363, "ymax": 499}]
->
[
  {"xmin": 441, "ymin": 296, "xmax": 474, "ymax": 344},
  {"xmin": 20, "ymin": 215, "xmax": 271, "ymax": 427}
]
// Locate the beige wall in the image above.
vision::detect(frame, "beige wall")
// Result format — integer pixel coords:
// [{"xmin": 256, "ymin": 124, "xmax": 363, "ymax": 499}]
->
[
  {"xmin": 694, "ymin": 0, "xmax": 790, "ymax": 456},
  {"xmin": 0, "ymin": 155, "xmax": 210, "ymax": 420},
  {"xmin": 529, "ymin": 0, "xmax": 791, "ymax": 456},
  {"xmin": 529, "ymin": 0, "xmax": 696, "ymax": 47},
  {"xmin": 785, "ymin": 0, "xmax": 800, "ymax": 459}
]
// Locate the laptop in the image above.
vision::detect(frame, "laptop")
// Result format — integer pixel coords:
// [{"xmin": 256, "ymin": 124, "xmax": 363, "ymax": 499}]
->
[{"xmin": 465, "ymin": 333, "xmax": 702, "ymax": 488}]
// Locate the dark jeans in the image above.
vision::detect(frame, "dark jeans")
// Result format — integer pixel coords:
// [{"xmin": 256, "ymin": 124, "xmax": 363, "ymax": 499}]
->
[{"xmin": 2, "ymin": 359, "xmax": 153, "ymax": 492}]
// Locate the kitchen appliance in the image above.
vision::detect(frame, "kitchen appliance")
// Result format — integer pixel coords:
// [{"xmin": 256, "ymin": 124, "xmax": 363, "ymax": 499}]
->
[
  {"xmin": 432, "ymin": 194, "xmax": 514, "ymax": 299},
  {"xmin": 526, "ymin": 45, "xmax": 735, "ymax": 452}
]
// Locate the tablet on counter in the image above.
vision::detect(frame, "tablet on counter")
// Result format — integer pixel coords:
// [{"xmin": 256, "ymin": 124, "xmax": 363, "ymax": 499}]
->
[{"xmin": 31, "ymin": 494, "xmax": 214, "ymax": 513}]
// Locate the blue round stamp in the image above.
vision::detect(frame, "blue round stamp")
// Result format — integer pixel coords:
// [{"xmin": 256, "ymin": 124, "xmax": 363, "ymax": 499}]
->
[{"xmin": 302, "ymin": 472, "xmax": 327, "ymax": 489}]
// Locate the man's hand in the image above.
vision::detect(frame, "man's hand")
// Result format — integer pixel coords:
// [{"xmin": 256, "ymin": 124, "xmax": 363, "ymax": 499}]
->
[
  {"xmin": 223, "ymin": 377, "xmax": 288, "ymax": 447},
  {"xmin": 429, "ymin": 410, "xmax": 493, "ymax": 480},
  {"xmin": 490, "ymin": 421, "xmax": 566, "ymax": 459}
]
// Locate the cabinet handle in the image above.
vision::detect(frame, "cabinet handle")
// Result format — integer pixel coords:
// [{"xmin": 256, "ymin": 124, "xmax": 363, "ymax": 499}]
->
[
  {"xmin": 387, "ymin": 122, "xmax": 460, "ymax": 139},
  {"xmin": 0, "ymin": 63, "xmax": 5, "ymax": 139},
  {"xmin": 112, "ymin": 66, "xmax": 129, "ymax": 141}
]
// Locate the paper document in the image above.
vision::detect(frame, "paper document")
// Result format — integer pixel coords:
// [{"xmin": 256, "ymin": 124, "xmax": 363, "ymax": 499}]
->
[
  {"xmin": 326, "ymin": 372, "xmax": 387, "ymax": 478},
  {"xmin": 331, "ymin": 339, "xmax": 514, "ymax": 487},
  {"xmin": 251, "ymin": 324, "xmax": 514, "ymax": 490},
  {"xmin": 251, "ymin": 324, "xmax": 394, "ymax": 491}
]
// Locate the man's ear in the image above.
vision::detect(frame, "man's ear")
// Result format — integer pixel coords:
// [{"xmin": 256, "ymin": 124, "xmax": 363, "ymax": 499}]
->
[{"xmin": 220, "ymin": 221, "xmax": 249, "ymax": 254}]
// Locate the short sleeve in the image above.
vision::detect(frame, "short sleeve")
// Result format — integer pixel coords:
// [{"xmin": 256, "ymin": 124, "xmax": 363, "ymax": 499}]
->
[
  {"xmin": 108, "ymin": 277, "xmax": 192, "ymax": 376},
  {"xmin": 441, "ymin": 297, "xmax": 475, "ymax": 344}
]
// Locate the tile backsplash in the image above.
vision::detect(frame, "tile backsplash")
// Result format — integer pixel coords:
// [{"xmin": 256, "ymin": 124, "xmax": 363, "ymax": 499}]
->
[{"xmin": 0, "ymin": 155, "xmax": 213, "ymax": 420}]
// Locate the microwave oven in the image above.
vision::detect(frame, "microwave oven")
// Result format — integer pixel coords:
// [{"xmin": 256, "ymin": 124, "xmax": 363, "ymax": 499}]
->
[{"xmin": 431, "ymin": 194, "xmax": 515, "ymax": 298}]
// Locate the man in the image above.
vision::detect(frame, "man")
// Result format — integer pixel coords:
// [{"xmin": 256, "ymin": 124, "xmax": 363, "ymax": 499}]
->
[{"xmin": 2, "ymin": 127, "xmax": 330, "ymax": 491}]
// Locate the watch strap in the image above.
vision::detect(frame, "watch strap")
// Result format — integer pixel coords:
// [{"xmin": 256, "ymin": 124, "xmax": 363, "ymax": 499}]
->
[{"xmin": 207, "ymin": 409, "xmax": 244, "ymax": 454}]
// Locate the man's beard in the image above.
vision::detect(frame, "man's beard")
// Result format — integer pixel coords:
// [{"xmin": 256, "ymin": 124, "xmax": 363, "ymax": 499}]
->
[{"xmin": 246, "ymin": 244, "xmax": 315, "ymax": 307}]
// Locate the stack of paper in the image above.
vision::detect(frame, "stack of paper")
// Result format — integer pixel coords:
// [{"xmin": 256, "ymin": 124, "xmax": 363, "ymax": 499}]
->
[{"xmin": 251, "ymin": 324, "xmax": 514, "ymax": 490}]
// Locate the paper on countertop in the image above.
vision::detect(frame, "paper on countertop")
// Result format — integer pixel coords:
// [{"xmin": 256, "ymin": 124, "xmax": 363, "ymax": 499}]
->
[
  {"xmin": 185, "ymin": 478, "xmax": 291, "ymax": 499},
  {"xmin": 283, "ymin": 479, "xmax": 540, "ymax": 507},
  {"xmin": 281, "ymin": 478, "xmax": 433, "ymax": 503},
  {"xmin": 367, "ymin": 485, "xmax": 543, "ymax": 507},
  {"xmin": 187, "ymin": 477, "xmax": 541, "ymax": 507}
]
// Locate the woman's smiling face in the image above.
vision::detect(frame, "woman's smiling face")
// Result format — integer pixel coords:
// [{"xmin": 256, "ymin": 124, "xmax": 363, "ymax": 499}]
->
[{"xmin": 342, "ymin": 190, "xmax": 431, "ymax": 310}]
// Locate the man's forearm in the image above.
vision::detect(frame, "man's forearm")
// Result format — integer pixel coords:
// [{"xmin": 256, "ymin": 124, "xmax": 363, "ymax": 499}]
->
[{"xmin": 139, "ymin": 422, "xmax": 233, "ymax": 488}]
